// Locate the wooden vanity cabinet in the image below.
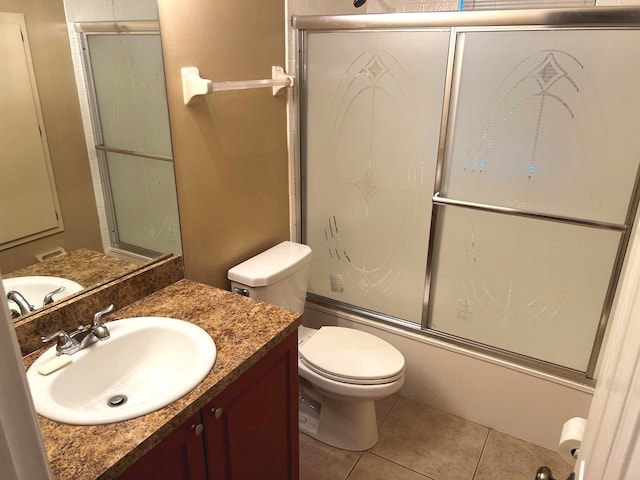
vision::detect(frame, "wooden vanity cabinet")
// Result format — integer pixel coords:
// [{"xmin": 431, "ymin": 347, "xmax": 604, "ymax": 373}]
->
[
  {"xmin": 117, "ymin": 331, "xmax": 299, "ymax": 480},
  {"xmin": 203, "ymin": 331, "xmax": 299, "ymax": 480},
  {"xmin": 117, "ymin": 412, "xmax": 207, "ymax": 480}
]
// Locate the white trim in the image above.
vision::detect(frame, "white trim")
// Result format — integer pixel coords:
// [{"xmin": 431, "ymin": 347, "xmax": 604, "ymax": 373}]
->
[
  {"xmin": 65, "ymin": 21, "xmax": 111, "ymax": 254},
  {"xmin": 576, "ymin": 207, "xmax": 640, "ymax": 478},
  {"xmin": 106, "ymin": 247, "xmax": 152, "ymax": 266},
  {"xmin": 0, "ymin": 278, "xmax": 52, "ymax": 479}
]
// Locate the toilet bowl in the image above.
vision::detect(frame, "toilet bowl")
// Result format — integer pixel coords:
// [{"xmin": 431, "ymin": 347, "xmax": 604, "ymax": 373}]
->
[
  {"xmin": 228, "ymin": 241, "xmax": 406, "ymax": 451},
  {"xmin": 297, "ymin": 325, "xmax": 405, "ymax": 451}
]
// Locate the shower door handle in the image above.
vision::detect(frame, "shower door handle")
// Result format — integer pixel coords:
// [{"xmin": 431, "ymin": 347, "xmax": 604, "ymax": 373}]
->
[{"xmin": 432, "ymin": 193, "xmax": 626, "ymax": 232}]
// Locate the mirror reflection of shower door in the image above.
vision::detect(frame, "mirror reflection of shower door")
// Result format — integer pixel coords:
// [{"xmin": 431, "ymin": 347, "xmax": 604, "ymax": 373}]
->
[
  {"xmin": 304, "ymin": 30, "xmax": 450, "ymax": 324},
  {"xmin": 430, "ymin": 29, "xmax": 640, "ymax": 372},
  {"xmin": 82, "ymin": 29, "xmax": 182, "ymax": 257}
]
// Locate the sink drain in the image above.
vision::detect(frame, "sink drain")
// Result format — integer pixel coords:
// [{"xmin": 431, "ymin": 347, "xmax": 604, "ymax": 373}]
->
[{"xmin": 107, "ymin": 394, "xmax": 128, "ymax": 407}]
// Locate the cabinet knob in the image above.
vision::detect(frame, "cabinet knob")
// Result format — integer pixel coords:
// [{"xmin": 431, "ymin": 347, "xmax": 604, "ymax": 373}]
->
[
  {"xmin": 211, "ymin": 407, "xmax": 224, "ymax": 419},
  {"xmin": 191, "ymin": 423, "xmax": 204, "ymax": 436}
]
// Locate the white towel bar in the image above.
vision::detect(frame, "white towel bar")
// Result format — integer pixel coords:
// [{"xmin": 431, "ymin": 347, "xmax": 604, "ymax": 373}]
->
[{"xmin": 181, "ymin": 66, "xmax": 294, "ymax": 105}]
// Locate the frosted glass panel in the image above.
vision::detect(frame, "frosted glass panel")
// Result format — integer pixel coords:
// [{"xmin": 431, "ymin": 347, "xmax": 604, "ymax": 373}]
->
[
  {"xmin": 442, "ymin": 30, "xmax": 640, "ymax": 224},
  {"xmin": 88, "ymin": 34, "xmax": 172, "ymax": 156},
  {"xmin": 86, "ymin": 32, "xmax": 181, "ymax": 255},
  {"xmin": 429, "ymin": 207, "xmax": 620, "ymax": 371},
  {"xmin": 106, "ymin": 153, "xmax": 181, "ymax": 254},
  {"xmin": 304, "ymin": 31, "xmax": 450, "ymax": 324}
]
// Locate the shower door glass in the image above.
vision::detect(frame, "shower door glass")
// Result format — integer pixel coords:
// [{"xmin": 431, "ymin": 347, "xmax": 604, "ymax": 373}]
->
[
  {"xmin": 440, "ymin": 30, "xmax": 640, "ymax": 224},
  {"xmin": 303, "ymin": 30, "xmax": 450, "ymax": 324},
  {"xmin": 300, "ymin": 14, "xmax": 640, "ymax": 378},
  {"xmin": 84, "ymin": 32, "xmax": 182, "ymax": 256},
  {"xmin": 430, "ymin": 29, "xmax": 640, "ymax": 372},
  {"xmin": 429, "ymin": 208, "xmax": 621, "ymax": 371}
]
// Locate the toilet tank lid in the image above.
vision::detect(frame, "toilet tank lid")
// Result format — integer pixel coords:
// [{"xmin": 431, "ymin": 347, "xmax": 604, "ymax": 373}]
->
[{"xmin": 227, "ymin": 241, "xmax": 312, "ymax": 287}]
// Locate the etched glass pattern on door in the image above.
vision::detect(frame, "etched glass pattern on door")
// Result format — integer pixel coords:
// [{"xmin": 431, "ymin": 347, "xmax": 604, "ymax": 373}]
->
[
  {"xmin": 430, "ymin": 30, "xmax": 640, "ymax": 371},
  {"xmin": 87, "ymin": 33, "xmax": 181, "ymax": 256},
  {"xmin": 305, "ymin": 31, "xmax": 450, "ymax": 324}
]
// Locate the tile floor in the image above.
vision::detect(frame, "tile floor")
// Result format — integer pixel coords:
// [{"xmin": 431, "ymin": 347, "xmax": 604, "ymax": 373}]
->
[{"xmin": 300, "ymin": 395, "xmax": 572, "ymax": 480}]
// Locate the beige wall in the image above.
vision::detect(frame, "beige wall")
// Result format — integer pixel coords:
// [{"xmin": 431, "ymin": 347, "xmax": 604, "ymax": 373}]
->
[
  {"xmin": 158, "ymin": 0, "xmax": 289, "ymax": 288},
  {"xmin": 0, "ymin": 0, "xmax": 102, "ymax": 274}
]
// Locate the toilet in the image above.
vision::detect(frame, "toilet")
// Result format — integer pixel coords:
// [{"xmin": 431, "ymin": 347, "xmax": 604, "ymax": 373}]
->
[{"xmin": 228, "ymin": 241, "xmax": 406, "ymax": 451}]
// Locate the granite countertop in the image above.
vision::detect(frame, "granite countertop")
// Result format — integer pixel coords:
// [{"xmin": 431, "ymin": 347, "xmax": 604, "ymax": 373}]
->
[
  {"xmin": 6, "ymin": 248, "xmax": 140, "ymax": 290},
  {"xmin": 24, "ymin": 279, "xmax": 301, "ymax": 480}
]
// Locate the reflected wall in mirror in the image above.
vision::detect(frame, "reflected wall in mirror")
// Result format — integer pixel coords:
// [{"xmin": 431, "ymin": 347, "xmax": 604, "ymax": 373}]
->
[
  {"xmin": 0, "ymin": 0, "xmax": 182, "ymax": 319},
  {"xmin": 0, "ymin": 12, "xmax": 64, "ymax": 249}
]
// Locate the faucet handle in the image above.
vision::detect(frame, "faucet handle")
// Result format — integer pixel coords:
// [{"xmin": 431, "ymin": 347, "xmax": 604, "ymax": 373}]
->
[
  {"xmin": 92, "ymin": 304, "xmax": 114, "ymax": 339},
  {"xmin": 42, "ymin": 331, "xmax": 75, "ymax": 355},
  {"xmin": 42, "ymin": 285, "xmax": 65, "ymax": 307},
  {"xmin": 93, "ymin": 304, "xmax": 114, "ymax": 326}
]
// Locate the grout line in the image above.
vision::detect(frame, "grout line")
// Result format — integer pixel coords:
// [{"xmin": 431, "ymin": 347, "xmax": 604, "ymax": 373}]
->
[
  {"xmin": 365, "ymin": 396, "xmax": 438, "ymax": 480},
  {"xmin": 344, "ymin": 396, "xmax": 403, "ymax": 480},
  {"xmin": 377, "ymin": 394, "xmax": 401, "ymax": 429},
  {"xmin": 302, "ymin": 396, "xmax": 560, "ymax": 480},
  {"xmin": 344, "ymin": 452, "xmax": 365, "ymax": 480},
  {"xmin": 366, "ymin": 452, "xmax": 437, "ymax": 479},
  {"xmin": 471, "ymin": 428, "xmax": 492, "ymax": 479}
]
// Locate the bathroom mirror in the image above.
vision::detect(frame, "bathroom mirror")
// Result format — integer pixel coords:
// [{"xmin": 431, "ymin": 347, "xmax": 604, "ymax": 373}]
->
[{"xmin": 0, "ymin": 0, "xmax": 182, "ymax": 321}]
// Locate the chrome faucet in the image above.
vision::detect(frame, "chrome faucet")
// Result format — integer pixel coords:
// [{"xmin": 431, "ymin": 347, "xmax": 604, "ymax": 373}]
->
[
  {"xmin": 7, "ymin": 285, "xmax": 66, "ymax": 319},
  {"xmin": 7, "ymin": 290, "xmax": 35, "ymax": 317},
  {"xmin": 41, "ymin": 304, "xmax": 114, "ymax": 356}
]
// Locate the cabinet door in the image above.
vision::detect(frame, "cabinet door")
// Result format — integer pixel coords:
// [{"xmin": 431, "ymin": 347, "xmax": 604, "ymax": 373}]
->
[
  {"xmin": 204, "ymin": 332, "xmax": 299, "ymax": 480},
  {"xmin": 117, "ymin": 412, "xmax": 207, "ymax": 480}
]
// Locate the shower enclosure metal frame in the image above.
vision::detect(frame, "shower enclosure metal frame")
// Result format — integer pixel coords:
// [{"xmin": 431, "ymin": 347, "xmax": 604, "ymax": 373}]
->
[
  {"xmin": 77, "ymin": 21, "xmax": 177, "ymax": 259},
  {"xmin": 295, "ymin": 7, "xmax": 640, "ymax": 383}
]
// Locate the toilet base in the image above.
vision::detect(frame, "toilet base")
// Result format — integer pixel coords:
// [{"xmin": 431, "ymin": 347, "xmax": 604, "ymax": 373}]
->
[{"xmin": 298, "ymin": 387, "xmax": 379, "ymax": 451}]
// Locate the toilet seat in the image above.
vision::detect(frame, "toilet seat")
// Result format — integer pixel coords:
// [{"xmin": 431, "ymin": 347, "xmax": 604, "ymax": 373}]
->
[{"xmin": 299, "ymin": 326, "xmax": 405, "ymax": 386}]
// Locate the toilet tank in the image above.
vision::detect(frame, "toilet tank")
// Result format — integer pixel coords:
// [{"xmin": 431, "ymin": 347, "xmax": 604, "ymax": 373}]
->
[{"xmin": 227, "ymin": 241, "xmax": 312, "ymax": 313}]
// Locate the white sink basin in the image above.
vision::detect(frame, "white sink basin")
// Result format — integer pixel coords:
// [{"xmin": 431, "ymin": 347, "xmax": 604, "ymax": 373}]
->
[
  {"xmin": 26, "ymin": 317, "xmax": 216, "ymax": 425},
  {"xmin": 4, "ymin": 276, "xmax": 84, "ymax": 313}
]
